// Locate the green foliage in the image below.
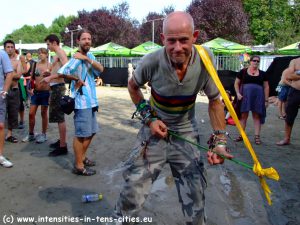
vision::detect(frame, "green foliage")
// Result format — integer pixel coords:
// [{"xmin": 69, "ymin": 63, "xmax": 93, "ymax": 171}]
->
[
  {"xmin": 48, "ymin": 15, "xmax": 76, "ymax": 39},
  {"xmin": 2, "ymin": 1, "xmax": 298, "ymax": 48},
  {"xmin": 242, "ymin": 0, "xmax": 300, "ymax": 47},
  {"xmin": 1, "ymin": 15, "xmax": 75, "ymax": 44},
  {"xmin": 3, "ymin": 24, "xmax": 48, "ymax": 43}
]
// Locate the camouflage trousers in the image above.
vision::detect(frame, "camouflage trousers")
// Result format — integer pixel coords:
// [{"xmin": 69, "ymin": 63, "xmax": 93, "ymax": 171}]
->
[{"xmin": 114, "ymin": 125, "xmax": 207, "ymax": 225}]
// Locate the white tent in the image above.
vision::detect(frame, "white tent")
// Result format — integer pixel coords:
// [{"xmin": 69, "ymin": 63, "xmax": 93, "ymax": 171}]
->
[{"xmin": 0, "ymin": 43, "xmax": 47, "ymax": 53}]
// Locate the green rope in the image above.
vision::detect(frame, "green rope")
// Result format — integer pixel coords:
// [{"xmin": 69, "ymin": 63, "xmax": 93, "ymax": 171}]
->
[{"xmin": 168, "ymin": 130, "xmax": 253, "ymax": 170}]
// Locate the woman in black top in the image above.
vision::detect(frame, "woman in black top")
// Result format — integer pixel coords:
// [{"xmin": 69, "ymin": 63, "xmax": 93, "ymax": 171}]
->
[{"xmin": 234, "ymin": 55, "xmax": 269, "ymax": 145}]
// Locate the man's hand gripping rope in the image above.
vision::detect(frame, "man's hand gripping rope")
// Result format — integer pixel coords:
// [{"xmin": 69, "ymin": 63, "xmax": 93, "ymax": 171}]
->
[{"xmin": 132, "ymin": 100, "xmax": 167, "ymax": 138}]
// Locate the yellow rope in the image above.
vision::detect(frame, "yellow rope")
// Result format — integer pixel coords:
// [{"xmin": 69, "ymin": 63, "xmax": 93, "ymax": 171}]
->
[{"xmin": 194, "ymin": 45, "xmax": 279, "ymax": 205}]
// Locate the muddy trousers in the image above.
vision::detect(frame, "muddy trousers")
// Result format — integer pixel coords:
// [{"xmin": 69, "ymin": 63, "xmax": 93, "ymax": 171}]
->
[{"xmin": 114, "ymin": 126, "xmax": 207, "ymax": 225}]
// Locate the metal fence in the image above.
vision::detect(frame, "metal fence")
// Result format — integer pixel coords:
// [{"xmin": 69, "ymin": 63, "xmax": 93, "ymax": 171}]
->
[
  {"xmin": 95, "ymin": 55, "xmax": 279, "ymax": 72},
  {"xmin": 95, "ymin": 57, "xmax": 141, "ymax": 68}
]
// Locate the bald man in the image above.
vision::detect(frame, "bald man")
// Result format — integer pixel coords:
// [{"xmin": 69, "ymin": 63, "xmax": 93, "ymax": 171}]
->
[{"xmin": 111, "ymin": 12, "xmax": 233, "ymax": 225}]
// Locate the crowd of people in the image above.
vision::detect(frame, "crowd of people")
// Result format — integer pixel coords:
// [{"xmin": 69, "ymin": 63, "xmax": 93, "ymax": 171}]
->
[
  {"xmin": 0, "ymin": 11, "xmax": 299, "ymax": 225},
  {"xmin": 0, "ymin": 31, "xmax": 104, "ymax": 172}
]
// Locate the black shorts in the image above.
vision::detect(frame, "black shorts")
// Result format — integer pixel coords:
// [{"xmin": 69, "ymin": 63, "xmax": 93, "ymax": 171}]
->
[
  {"xmin": 285, "ymin": 88, "xmax": 300, "ymax": 126},
  {"xmin": 6, "ymin": 88, "xmax": 20, "ymax": 129},
  {"xmin": 49, "ymin": 84, "xmax": 66, "ymax": 123}
]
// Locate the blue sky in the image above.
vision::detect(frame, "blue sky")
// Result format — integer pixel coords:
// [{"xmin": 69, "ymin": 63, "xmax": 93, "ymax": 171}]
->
[{"xmin": 1, "ymin": 0, "xmax": 191, "ymax": 41}]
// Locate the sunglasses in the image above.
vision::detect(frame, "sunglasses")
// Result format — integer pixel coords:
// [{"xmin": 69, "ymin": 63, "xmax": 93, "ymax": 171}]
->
[{"xmin": 252, "ymin": 60, "xmax": 260, "ymax": 63}]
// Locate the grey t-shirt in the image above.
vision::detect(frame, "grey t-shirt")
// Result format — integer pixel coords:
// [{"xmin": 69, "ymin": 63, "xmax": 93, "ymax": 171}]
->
[
  {"xmin": 133, "ymin": 46, "xmax": 219, "ymax": 132},
  {"xmin": 0, "ymin": 50, "xmax": 13, "ymax": 90}
]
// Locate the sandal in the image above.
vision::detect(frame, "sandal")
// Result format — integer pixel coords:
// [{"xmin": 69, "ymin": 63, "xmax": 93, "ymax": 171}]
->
[
  {"xmin": 72, "ymin": 167, "xmax": 96, "ymax": 176},
  {"xmin": 83, "ymin": 158, "xmax": 96, "ymax": 167},
  {"xmin": 5, "ymin": 136, "xmax": 18, "ymax": 143},
  {"xmin": 234, "ymin": 135, "xmax": 243, "ymax": 142},
  {"xmin": 254, "ymin": 135, "xmax": 261, "ymax": 145},
  {"xmin": 278, "ymin": 115, "xmax": 286, "ymax": 120}
]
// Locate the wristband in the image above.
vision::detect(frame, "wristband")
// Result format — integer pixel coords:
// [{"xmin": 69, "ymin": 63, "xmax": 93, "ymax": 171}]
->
[
  {"xmin": 144, "ymin": 117, "xmax": 158, "ymax": 126},
  {"xmin": 132, "ymin": 100, "xmax": 157, "ymax": 124},
  {"xmin": 1, "ymin": 91, "xmax": 8, "ymax": 99},
  {"xmin": 215, "ymin": 144, "xmax": 227, "ymax": 148},
  {"xmin": 90, "ymin": 60, "xmax": 94, "ymax": 65}
]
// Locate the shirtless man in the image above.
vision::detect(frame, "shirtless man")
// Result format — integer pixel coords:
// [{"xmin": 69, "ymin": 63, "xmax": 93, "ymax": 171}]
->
[
  {"xmin": 276, "ymin": 54, "xmax": 300, "ymax": 146},
  {"xmin": 22, "ymin": 48, "xmax": 51, "ymax": 143},
  {"xmin": 41, "ymin": 34, "xmax": 68, "ymax": 156},
  {"xmin": 3, "ymin": 40, "xmax": 26, "ymax": 143}
]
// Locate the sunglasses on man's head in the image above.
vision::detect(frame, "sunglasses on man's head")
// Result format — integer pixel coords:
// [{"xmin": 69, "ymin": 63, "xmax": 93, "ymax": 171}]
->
[{"xmin": 252, "ymin": 60, "xmax": 260, "ymax": 63}]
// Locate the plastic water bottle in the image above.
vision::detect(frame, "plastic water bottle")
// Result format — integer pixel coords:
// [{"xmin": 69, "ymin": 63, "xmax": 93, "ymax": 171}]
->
[{"xmin": 81, "ymin": 193, "xmax": 103, "ymax": 203}]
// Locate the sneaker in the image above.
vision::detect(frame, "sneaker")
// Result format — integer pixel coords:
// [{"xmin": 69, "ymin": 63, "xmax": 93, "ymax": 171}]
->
[
  {"xmin": 49, "ymin": 140, "xmax": 60, "ymax": 149},
  {"xmin": 18, "ymin": 122, "xmax": 25, "ymax": 129},
  {"xmin": 22, "ymin": 134, "xmax": 36, "ymax": 142},
  {"xmin": 48, "ymin": 146, "xmax": 68, "ymax": 157},
  {"xmin": 0, "ymin": 156, "xmax": 13, "ymax": 168},
  {"xmin": 36, "ymin": 133, "xmax": 47, "ymax": 144}
]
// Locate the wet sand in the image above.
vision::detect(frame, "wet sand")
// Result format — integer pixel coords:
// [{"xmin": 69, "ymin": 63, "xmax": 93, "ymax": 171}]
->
[{"xmin": 0, "ymin": 86, "xmax": 299, "ymax": 225}]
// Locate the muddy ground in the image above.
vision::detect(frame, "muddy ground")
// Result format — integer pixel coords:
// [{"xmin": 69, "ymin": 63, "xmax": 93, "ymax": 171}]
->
[{"xmin": 0, "ymin": 86, "xmax": 299, "ymax": 225}]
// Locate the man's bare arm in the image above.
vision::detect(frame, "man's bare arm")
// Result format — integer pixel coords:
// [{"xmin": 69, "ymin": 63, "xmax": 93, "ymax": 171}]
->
[
  {"xmin": 73, "ymin": 52, "xmax": 104, "ymax": 72},
  {"xmin": 286, "ymin": 60, "xmax": 300, "ymax": 81},
  {"xmin": 57, "ymin": 49, "xmax": 68, "ymax": 66},
  {"xmin": 128, "ymin": 77, "xmax": 144, "ymax": 105},
  {"xmin": 14, "ymin": 61, "xmax": 24, "ymax": 80},
  {"xmin": 19, "ymin": 55, "xmax": 28, "ymax": 74},
  {"xmin": 208, "ymin": 98, "xmax": 226, "ymax": 132}
]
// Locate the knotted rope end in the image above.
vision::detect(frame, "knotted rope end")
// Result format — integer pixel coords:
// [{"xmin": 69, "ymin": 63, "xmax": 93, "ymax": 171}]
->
[{"xmin": 253, "ymin": 163, "xmax": 280, "ymax": 181}]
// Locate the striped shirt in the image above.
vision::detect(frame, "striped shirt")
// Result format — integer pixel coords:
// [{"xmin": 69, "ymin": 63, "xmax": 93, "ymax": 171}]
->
[
  {"xmin": 58, "ymin": 52, "xmax": 100, "ymax": 109},
  {"xmin": 0, "ymin": 50, "xmax": 13, "ymax": 90},
  {"xmin": 133, "ymin": 46, "xmax": 220, "ymax": 132}
]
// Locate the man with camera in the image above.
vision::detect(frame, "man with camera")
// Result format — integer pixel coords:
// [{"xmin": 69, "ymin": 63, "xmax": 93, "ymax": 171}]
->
[{"xmin": 58, "ymin": 29, "xmax": 104, "ymax": 176}]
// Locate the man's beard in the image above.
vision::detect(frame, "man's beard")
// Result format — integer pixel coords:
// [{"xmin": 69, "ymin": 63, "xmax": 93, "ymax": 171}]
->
[{"xmin": 81, "ymin": 45, "xmax": 90, "ymax": 53}]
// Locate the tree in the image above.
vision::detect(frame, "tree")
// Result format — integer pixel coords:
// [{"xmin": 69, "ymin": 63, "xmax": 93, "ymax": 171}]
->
[
  {"xmin": 62, "ymin": 2, "xmax": 140, "ymax": 48},
  {"xmin": 187, "ymin": 0, "xmax": 252, "ymax": 44},
  {"xmin": 2, "ymin": 24, "xmax": 48, "ymax": 44},
  {"xmin": 139, "ymin": 12, "xmax": 164, "ymax": 45},
  {"xmin": 48, "ymin": 15, "xmax": 76, "ymax": 40},
  {"xmin": 242, "ymin": 0, "xmax": 300, "ymax": 46},
  {"xmin": 1, "ymin": 15, "xmax": 75, "ymax": 44},
  {"xmin": 139, "ymin": 6, "xmax": 175, "ymax": 45}
]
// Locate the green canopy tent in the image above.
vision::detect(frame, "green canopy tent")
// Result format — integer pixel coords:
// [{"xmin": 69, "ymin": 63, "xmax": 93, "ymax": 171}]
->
[
  {"xmin": 49, "ymin": 45, "xmax": 76, "ymax": 57},
  {"xmin": 277, "ymin": 42, "xmax": 300, "ymax": 55},
  {"xmin": 202, "ymin": 37, "xmax": 252, "ymax": 54},
  {"xmin": 130, "ymin": 41, "xmax": 162, "ymax": 56},
  {"xmin": 91, "ymin": 42, "xmax": 130, "ymax": 56}
]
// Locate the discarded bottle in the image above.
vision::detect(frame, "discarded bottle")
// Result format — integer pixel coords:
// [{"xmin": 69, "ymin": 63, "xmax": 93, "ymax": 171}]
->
[{"xmin": 81, "ymin": 193, "xmax": 103, "ymax": 203}]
